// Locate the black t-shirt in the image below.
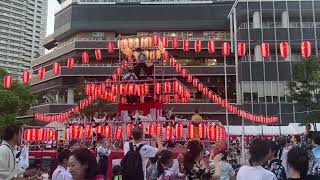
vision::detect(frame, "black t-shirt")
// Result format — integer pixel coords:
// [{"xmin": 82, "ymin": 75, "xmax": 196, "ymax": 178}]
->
[{"xmin": 288, "ymin": 175, "xmax": 320, "ymax": 180}]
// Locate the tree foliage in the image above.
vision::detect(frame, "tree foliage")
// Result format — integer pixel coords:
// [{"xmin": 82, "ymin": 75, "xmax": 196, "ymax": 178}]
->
[
  {"xmin": 288, "ymin": 57, "xmax": 320, "ymax": 125},
  {"xmin": 0, "ymin": 68, "xmax": 34, "ymax": 129}
]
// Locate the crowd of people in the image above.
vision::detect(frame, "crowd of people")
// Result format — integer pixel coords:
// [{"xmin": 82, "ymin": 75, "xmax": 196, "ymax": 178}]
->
[{"xmin": 1, "ymin": 123, "xmax": 320, "ymax": 180}]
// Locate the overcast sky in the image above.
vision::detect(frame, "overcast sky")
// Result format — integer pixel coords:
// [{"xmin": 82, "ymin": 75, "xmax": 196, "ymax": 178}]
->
[{"xmin": 46, "ymin": 0, "xmax": 60, "ymax": 36}]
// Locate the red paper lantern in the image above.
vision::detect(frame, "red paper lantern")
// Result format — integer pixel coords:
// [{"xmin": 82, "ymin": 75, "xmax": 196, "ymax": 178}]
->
[
  {"xmin": 208, "ymin": 91, "xmax": 213, "ymax": 99},
  {"xmin": 172, "ymin": 37, "xmax": 179, "ymax": 49},
  {"xmin": 67, "ymin": 57, "xmax": 75, "ymax": 70},
  {"xmin": 183, "ymin": 38, "xmax": 190, "ymax": 52},
  {"xmin": 155, "ymin": 83, "xmax": 162, "ymax": 95},
  {"xmin": 207, "ymin": 125, "xmax": 226, "ymax": 143},
  {"xmin": 165, "ymin": 82, "xmax": 171, "ymax": 93},
  {"xmin": 126, "ymin": 123, "xmax": 134, "ymax": 139},
  {"xmin": 155, "ymin": 123, "xmax": 162, "ymax": 137},
  {"xmin": 107, "ymin": 42, "xmax": 115, "ymax": 54},
  {"xmin": 148, "ymin": 123, "xmax": 155, "ymax": 135},
  {"xmin": 144, "ymin": 83, "xmax": 149, "ymax": 95},
  {"xmin": 163, "ymin": 51, "xmax": 169, "ymax": 61},
  {"xmin": 165, "ymin": 126, "xmax": 174, "ymax": 141},
  {"xmin": 52, "ymin": 63, "xmax": 61, "ymax": 75},
  {"xmin": 115, "ymin": 126, "xmax": 122, "ymax": 140},
  {"xmin": 175, "ymin": 123, "xmax": 183, "ymax": 139},
  {"xmin": 198, "ymin": 123, "xmax": 206, "ymax": 139},
  {"xmin": 70, "ymin": 125, "xmax": 83, "ymax": 139},
  {"xmin": 192, "ymin": 78, "xmax": 198, "ymax": 87},
  {"xmin": 188, "ymin": 124, "xmax": 196, "ymax": 139},
  {"xmin": 208, "ymin": 40, "xmax": 215, "ymax": 54},
  {"xmin": 104, "ymin": 125, "xmax": 112, "ymax": 138},
  {"xmin": 207, "ymin": 125, "xmax": 215, "ymax": 141},
  {"xmin": 86, "ymin": 83, "xmax": 93, "ymax": 95},
  {"xmin": 173, "ymin": 81, "xmax": 179, "ymax": 93},
  {"xmin": 82, "ymin": 51, "xmax": 89, "ymax": 64},
  {"xmin": 222, "ymin": 42, "xmax": 230, "ymax": 56},
  {"xmin": 169, "ymin": 57, "xmax": 175, "ymax": 67},
  {"xmin": 280, "ymin": 41, "xmax": 290, "ymax": 59},
  {"xmin": 38, "ymin": 67, "xmax": 45, "ymax": 79},
  {"xmin": 117, "ymin": 67, "xmax": 122, "ymax": 76},
  {"xmin": 112, "ymin": 84, "xmax": 118, "ymax": 96},
  {"xmin": 3, "ymin": 75, "xmax": 12, "ymax": 89},
  {"xmin": 194, "ymin": 39, "xmax": 202, "ymax": 53},
  {"xmin": 95, "ymin": 48, "xmax": 102, "ymax": 61},
  {"xmin": 181, "ymin": 69, "xmax": 187, "ymax": 77},
  {"xmin": 84, "ymin": 125, "xmax": 93, "ymax": 139},
  {"xmin": 23, "ymin": 129, "xmax": 32, "ymax": 141},
  {"xmin": 198, "ymin": 83, "xmax": 203, "ymax": 92},
  {"xmin": 162, "ymin": 36, "xmax": 169, "ymax": 48},
  {"xmin": 137, "ymin": 84, "xmax": 144, "ymax": 96},
  {"xmin": 152, "ymin": 34, "xmax": 159, "ymax": 46},
  {"xmin": 175, "ymin": 63, "xmax": 181, "ymax": 73},
  {"xmin": 163, "ymin": 95, "xmax": 170, "ymax": 103},
  {"xmin": 21, "ymin": 71, "xmax": 30, "ymax": 85},
  {"xmin": 187, "ymin": 74, "xmax": 193, "ymax": 83},
  {"xmin": 238, "ymin": 42, "xmax": 246, "ymax": 57},
  {"xmin": 301, "ymin": 40, "xmax": 312, "ymax": 58},
  {"xmin": 261, "ymin": 42, "xmax": 270, "ymax": 58},
  {"xmin": 202, "ymin": 87, "xmax": 208, "ymax": 96}
]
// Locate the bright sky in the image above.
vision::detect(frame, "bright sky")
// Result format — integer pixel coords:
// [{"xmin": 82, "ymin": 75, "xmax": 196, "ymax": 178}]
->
[{"xmin": 46, "ymin": 0, "xmax": 60, "ymax": 36}]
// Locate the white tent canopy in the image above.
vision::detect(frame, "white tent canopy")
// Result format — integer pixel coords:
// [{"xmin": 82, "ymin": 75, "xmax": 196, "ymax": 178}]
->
[
  {"xmin": 227, "ymin": 123, "xmax": 319, "ymax": 136},
  {"xmin": 44, "ymin": 121, "xmax": 65, "ymax": 130}
]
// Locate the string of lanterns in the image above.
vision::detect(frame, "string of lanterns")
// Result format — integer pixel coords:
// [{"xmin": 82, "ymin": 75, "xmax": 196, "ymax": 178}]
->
[
  {"xmin": 23, "ymin": 128, "xmax": 57, "ymax": 142},
  {"xmin": 2, "ymin": 36, "xmax": 314, "ymax": 89},
  {"xmin": 23, "ymin": 123, "xmax": 226, "ymax": 143},
  {"xmin": 32, "ymin": 33, "xmax": 281, "ymax": 124},
  {"xmin": 162, "ymin": 40, "xmax": 278, "ymax": 124}
]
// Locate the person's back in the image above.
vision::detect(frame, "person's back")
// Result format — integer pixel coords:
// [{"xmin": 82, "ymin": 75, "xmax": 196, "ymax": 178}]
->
[
  {"xmin": 237, "ymin": 139, "xmax": 277, "ymax": 180},
  {"xmin": 122, "ymin": 126, "xmax": 162, "ymax": 180},
  {"xmin": 237, "ymin": 165, "xmax": 277, "ymax": 180}
]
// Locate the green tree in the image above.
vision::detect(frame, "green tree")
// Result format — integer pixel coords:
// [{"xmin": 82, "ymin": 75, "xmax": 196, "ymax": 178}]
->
[
  {"xmin": 0, "ymin": 68, "xmax": 34, "ymax": 130},
  {"xmin": 288, "ymin": 57, "xmax": 320, "ymax": 129}
]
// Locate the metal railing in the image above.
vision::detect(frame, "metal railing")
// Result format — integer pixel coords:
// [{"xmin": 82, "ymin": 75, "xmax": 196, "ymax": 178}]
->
[{"xmin": 238, "ymin": 22, "xmax": 320, "ymax": 29}]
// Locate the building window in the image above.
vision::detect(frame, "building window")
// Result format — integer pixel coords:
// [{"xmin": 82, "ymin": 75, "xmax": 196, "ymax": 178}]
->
[{"xmin": 92, "ymin": 32, "xmax": 104, "ymax": 40}]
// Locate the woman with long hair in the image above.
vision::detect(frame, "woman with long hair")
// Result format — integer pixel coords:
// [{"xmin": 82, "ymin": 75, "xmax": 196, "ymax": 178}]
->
[
  {"xmin": 183, "ymin": 140, "xmax": 222, "ymax": 180},
  {"xmin": 68, "ymin": 148, "xmax": 102, "ymax": 180}
]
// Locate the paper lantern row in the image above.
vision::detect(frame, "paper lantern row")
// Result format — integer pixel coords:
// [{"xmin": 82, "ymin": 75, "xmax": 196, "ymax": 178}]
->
[
  {"xmin": 238, "ymin": 41, "xmax": 313, "ymax": 59},
  {"xmin": 23, "ymin": 128, "xmax": 57, "ymax": 142},
  {"xmin": 67, "ymin": 124, "xmax": 226, "ymax": 142},
  {"xmin": 164, "ymin": 47, "xmax": 279, "ymax": 124}
]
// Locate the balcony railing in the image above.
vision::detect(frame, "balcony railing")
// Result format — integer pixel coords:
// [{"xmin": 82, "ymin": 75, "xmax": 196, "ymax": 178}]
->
[
  {"xmin": 238, "ymin": 22, "xmax": 320, "ymax": 29},
  {"xmin": 55, "ymin": 0, "xmax": 233, "ymax": 14}
]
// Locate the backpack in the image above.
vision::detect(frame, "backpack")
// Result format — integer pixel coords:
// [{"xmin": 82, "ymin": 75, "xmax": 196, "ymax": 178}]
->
[{"xmin": 121, "ymin": 142, "xmax": 145, "ymax": 180}]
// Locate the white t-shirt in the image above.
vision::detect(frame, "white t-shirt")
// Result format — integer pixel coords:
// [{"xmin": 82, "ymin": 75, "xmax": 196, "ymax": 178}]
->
[
  {"xmin": 123, "ymin": 142, "xmax": 158, "ymax": 180},
  {"xmin": 237, "ymin": 165, "xmax": 277, "ymax": 180},
  {"xmin": 96, "ymin": 145, "xmax": 111, "ymax": 159}
]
